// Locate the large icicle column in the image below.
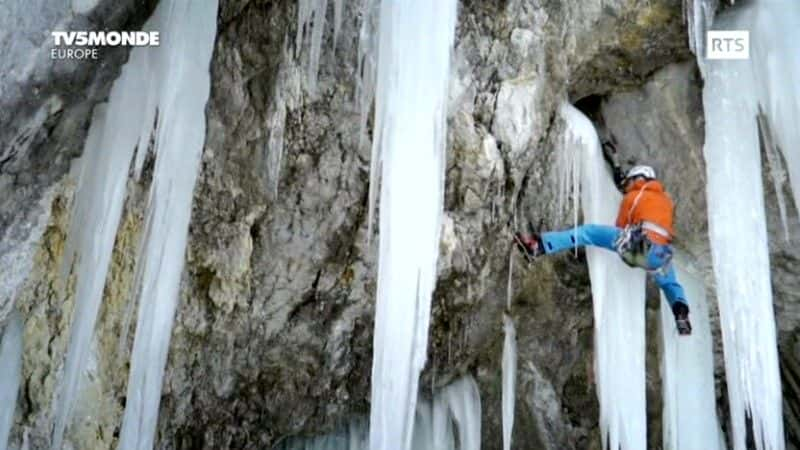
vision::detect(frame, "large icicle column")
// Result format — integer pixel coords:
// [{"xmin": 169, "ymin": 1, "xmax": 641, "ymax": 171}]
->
[
  {"xmin": 659, "ymin": 257, "xmax": 723, "ymax": 450},
  {"xmin": 748, "ymin": 2, "xmax": 800, "ymax": 238},
  {"xmin": 365, "ymin": 1, "xmax": 457, "ymax": 450},
  {"xmin": 0, "ymin": 312, "xmax": 23, "ymax": 450},
  {"xmin": 559, "ymin": 103, "xmax": 648, "ymax": 450},
  {"xmin": 502, "ymin": 312, "xmax": 517, "ymax": 450},
  {"xmin": 116, "ymin": 1, "xmax": 218, "ymax": 450},
  {"xmin": 702, "ymin": 4, "xmax": 785, "ymax": 450},
  {"xmin": 49, "ymin": 1, "xmax": 219, "ymax": 449},
  {"xmin": 51, "ymin": 58, "xmax": 144, "ymax": 450}
]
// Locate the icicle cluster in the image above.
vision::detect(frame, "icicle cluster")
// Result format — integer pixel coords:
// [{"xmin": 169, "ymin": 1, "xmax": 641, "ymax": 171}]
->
[
  {"xmin": 701, "ymin": 3, "xmax": 795, "ymax": 449},
  {"xmin": 295, "ymin": 0, "xmax": 345, "ymax": 93},
  {"xmin": 365, "ymin": 2, "xmax": 458, "ymax": 450},
  {"xmin": 554, "ymin": 123, "xmax": 581, "ymax": 228},
  {"xmin": 276, "ymin": 376, "xmax": 481, "ymax": 450},
  {"xmin": 117, "ymin": 2, "xmax": 218, "ymax": 449},
  {"xmin": 659, "ymin": 257, "xmax": 723, "ymax": 450},
  {"xmin": 50, "ymin": 2, "xmax": 218, "ymax": 449},
  {"xmin": 684, "ymin": 0, "xmax": 718, "ymax": 68},
  {"xmin": 274, "ymin": 418, "xmax": 369, "ymax": 450},
  {"xmin": 559, "ymin": 103, "xmax": 648, "ymax": 450},
  {"xmin": 0, "ymin": 313, "xmax": 23, "ymax": 450}
]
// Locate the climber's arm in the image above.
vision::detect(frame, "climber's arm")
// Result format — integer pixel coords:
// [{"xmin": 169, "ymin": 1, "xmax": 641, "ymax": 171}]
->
[{"xmin": 602, "ymin": 141, "xmax": 626, "ymax": 192}]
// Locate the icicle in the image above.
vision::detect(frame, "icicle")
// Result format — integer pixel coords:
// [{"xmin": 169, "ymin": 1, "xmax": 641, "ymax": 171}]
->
[
  {"xmin": 502, "ymin": 314, "xmax": 517, "ymax": 450},
  {"xmin": 358, "ymin": 0, "xmax": 380, "ymax": 241},
  {"xmin": 116, "ymin": 1, "xmax": 218, "ymax": 449},
  {"xmin": 275, "ymin": 419, "xmax": 367, "ymax": 450},
  {"xmin": 748, "ymin": 3, "xmax": 800, "ymax": 240},
  {"xmin": 555, "ymin": 123, "xmax": 581, "ymax": 228},
  {"xmin": 410, "ymin": 401, "xmax": 436, "ymax": 450},
  {"xmin": 429, "ymin": 396, "xmax": 454, "ymax": 450},
  {"xmin": 702, "ymin": 5, "xmax": 785, "ymax": 449},
  {"xmin": 332, "ymin": 0, "xmax": 344, "ymax": 49},
  {"xmin": 265, "ymin": 46, "xmax": 290, "ymax": 198},
  {"xmin": 275, "ymin": 376, "xmax": 480, "ymax": 450},
  {"xmin": 52, "ymin": 56, "xmax": 150, "ymax": 450},
  {"xmin": 659, "ymin": 257, "xmax": 724, "ymax": 450},
  {"xmin": 439, "ymin": 376, "xmax": 481, "ymax": 450},
  {"xmin": 684, "ymin": 0, "xmax": 719, "ymax": 75},
  {"xmin": 555, "ymin": 120, "xmax": 582, "ymax": 257},
  {"xmin": 296, "ymin": 0, "xmax": 330, "ymax": 93},
  {"xmin": 559, "ymin": 103, "xmax": 647, "ymax": 450},
  {"xmin": 366, "ymin": 2, "xmax": 457, "ymax": 450},
  {"xmin": 502, "ymin": 242, "xmax": 516, "ymax": 450},
  {"xmin": 0, "ymin": 312, "xmax": 23, "ymax": 450},
  {"xmin": 51, "ymin": 1, "xmax": 218, "ymax": 448},
  {"xmin": 757, "ymin": 113, "xmax": 790, "ymax": 242}
]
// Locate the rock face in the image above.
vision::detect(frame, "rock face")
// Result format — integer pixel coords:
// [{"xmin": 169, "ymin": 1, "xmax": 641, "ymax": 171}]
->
[
  {"xmin": 3, "ymin": 0, "xmax": 799, "ymax": 449},
  {"xmin": 0, "ymin": 0, "xmax": 160, "ymax": 324}
]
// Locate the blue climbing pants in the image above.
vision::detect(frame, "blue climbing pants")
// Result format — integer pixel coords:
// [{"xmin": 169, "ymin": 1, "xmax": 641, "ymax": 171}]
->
[{"xmin": 540, "ymin": 224, "xmax": 688, "ymax": 308}]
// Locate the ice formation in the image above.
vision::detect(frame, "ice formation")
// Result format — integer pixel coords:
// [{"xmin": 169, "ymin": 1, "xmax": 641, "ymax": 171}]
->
[
  {"xmin": 502, "ymin": 314, "xmax": 517, "ymax": 450},
  {"xmin": 116, "ymin": 1, "xmax": 218, "ymax": 449},
  {"xmin": 747, "ymin": 3, "xmax": 800, "ymax": 240},
  {"xmin": 701, "ymin": 4, "xmax": 788, "ymax": 449},
  {"xmin": 684, "ymin": 0, "xmax": 718, "ymax": 70},
  {"xmin": 659, "ymin": 257, "xmax": 723, "ymax": 450},
  {"xmin": 560, "ymin": 103, "xmax": 647, "ymax": 449},
  {"xmin": 275, "ymin": 376, "xmax": 480, "ymax": 450},
  {"xmin": 50, "ymin": 1, "xmax": 218, "ymax": 449},
  {"xmin": 366, "ymin": 1, "xmax": 458, "ymax": 450},
  {"xmin": 274, "ymin": 418, "xmax": 369, "ymax": 450},
  {"xmin": 52, "ymin": 71, "xmax": 143, "ymax": 450},
  {"xmin": 295, "ymin": 0, "xmax": 345, "ymax": 92},
  {"xmin": 0, "ymin": 313, "xmax": 23, "ymax": 450}
]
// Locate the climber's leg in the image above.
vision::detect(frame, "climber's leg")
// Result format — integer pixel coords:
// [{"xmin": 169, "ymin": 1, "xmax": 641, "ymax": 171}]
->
[{"xmin": 539, "ymin": 224, "xmax": 620, "ymax": 255}]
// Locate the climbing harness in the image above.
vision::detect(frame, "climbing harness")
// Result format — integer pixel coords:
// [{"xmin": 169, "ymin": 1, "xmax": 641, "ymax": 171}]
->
[
  {"xmin": 614, "ymin": 223, "xmax": 650, "ymax": 269},
  {"xmin": 614, "ymin": 223, "xmax": 673, "ymax": 274}
]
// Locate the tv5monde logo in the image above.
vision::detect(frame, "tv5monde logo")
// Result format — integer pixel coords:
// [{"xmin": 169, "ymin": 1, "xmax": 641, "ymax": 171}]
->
[
  {"xmin": 50, "ymin": 31, "xmax": 160, "ymax": 60},
  {"xmin": 707, "ymin": 30, "xmax": 750, "ymax": 60}
]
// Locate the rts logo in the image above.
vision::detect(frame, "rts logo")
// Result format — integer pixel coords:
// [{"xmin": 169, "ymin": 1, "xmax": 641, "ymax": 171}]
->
[{"xmin": 707, "ymin": 31, "xmax": 750, "ymax": 60}]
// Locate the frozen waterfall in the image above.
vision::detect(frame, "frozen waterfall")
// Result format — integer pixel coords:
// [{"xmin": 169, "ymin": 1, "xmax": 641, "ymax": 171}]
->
[
  {"xmin": 365, "ymin": 1, "xmax": 457, "ymax": 450},
  {"xmin": 275, "ymin": 376, "xmax": 481, "ymax": 450},
  {"xmin": 0, "ymin": 313, "xmax": 23, "ymax": 450},
  {"xmin": 560, "ymin": 103, "xmax": 648, "ymax": 449},
  {"xmin": 50, "ymin": 1, "xmax": 218, "ymax": 449},
  {"xmin": 659, "ymin": 257, "xmax": 723, "ymax": 450},
  {"xmin": 702, "ymin": 4, "xmax": 789, "ymax": 450}
]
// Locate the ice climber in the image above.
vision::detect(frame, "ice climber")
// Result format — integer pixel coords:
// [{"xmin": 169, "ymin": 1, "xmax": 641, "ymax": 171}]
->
[{"xmin": 514, "ymin": 142, "xmax": 692, "ymax": 335}]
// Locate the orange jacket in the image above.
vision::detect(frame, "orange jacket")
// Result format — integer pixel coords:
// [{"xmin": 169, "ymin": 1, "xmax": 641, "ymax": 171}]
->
[{"xmin": 615, "ymin": 179, "xmax": 675, "ymax": 244}]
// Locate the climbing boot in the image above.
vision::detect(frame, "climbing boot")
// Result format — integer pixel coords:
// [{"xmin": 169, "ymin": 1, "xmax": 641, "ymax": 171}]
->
[
  {"xmin": 513, "ymin": 231, "xmax": 543, "ymax": 262},
  {"xmin": 672, "ymin": 302, "xmax": 692, "ymax": 336}
]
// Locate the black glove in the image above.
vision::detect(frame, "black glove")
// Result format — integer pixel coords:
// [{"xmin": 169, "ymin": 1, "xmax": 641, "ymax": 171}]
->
[
  {"xmin": 602, "ymin": 141, "xmax": 626, "ymax": 191},
  {"xmin": 601, "ymin": 141, "xmax": 619, "ymax": 166}
]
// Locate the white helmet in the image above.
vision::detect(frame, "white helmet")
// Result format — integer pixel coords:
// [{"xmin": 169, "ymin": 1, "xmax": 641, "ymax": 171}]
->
[{"xmin": 626, "ymin": 165, "xmax": 656, "ymax": 180}]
